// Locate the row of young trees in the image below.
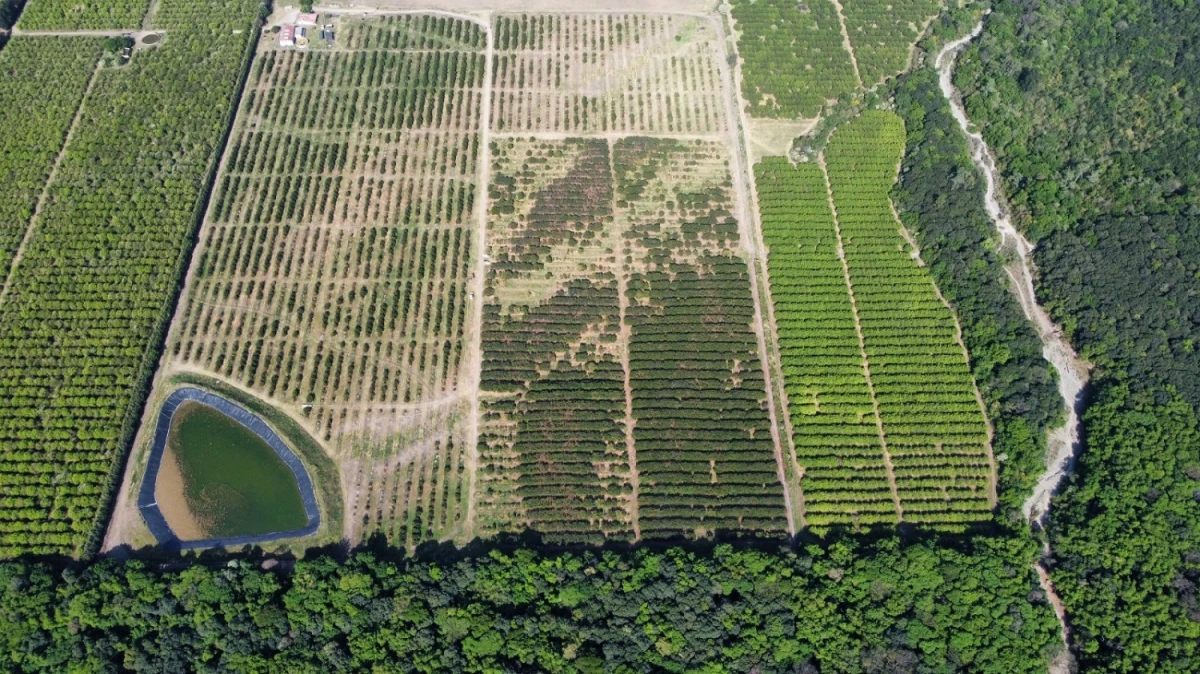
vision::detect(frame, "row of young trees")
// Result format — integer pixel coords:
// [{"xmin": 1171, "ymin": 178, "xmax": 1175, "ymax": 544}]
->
[
  {"xmin": 164, "ymin": 13, "xmax": 482, "ymax": 507},
  {"xmin": 249, "ymin": 50, "xmax": 486, "ymax": 132},
  {"xmin": 490, "ymin": 14, "xmax": 727, "ymax": 137},
  {"xmin": 341, "ymin": 13, "xmax": 485, "ymax": 52},
  {"xmin": 493, "ymin": 13, "xmax": 673, "ymax": 53}
]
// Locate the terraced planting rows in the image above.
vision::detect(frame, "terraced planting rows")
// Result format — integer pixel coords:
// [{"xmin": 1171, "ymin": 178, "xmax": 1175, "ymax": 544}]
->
[
  {"xmin": 0, "ymin": 37, "xmax": 100, "ymax": 280},
  {"xmin": 0, "ymin": 0, "xmax": 259, "ymax": 557},
  {"xmin": 826, "ymin": 111, "xmax": 993, "ymax": 526},
  {"xmin": 729, "ymin": 0, "xmax": 858, "ymax": 118},
  {"xmin": 491, "ymin": 13, "xmax": 728, "ymax": 136},
  {"xmin": 479, "ymin": 136, "xmax": 787, "ymax": 542},
  {"xmin": 757, "ymin": 112, "xmax": 994, "ymax": 529},
  {"xmin": 161, "ymin": 15, "xmax": 485, "ymax": 548}
]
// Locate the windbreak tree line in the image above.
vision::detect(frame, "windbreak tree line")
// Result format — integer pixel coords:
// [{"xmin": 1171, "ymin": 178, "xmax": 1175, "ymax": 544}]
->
[
  {"xmin": 954, "ymin": 0, "xmax": 1200, "ymax": 669},
  {"xmin": 0, "ymin": 541, "xmax": 1060, "ymax": 673}
]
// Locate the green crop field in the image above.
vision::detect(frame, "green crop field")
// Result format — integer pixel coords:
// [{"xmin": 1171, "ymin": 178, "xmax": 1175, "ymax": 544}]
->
[
  {"xmin": 730, "ymin": 0, "xmax": 858, "ymax": 118},
  {"xmin": 730, "ymin": 0, "xmax": 942, "ymax": 118},
  {"xmin": 0, "ymin": 37, "xmax": 100, "ymax": 279},
  {"xmin": 0, "ymin": 0, "xmax": 260, "ymax": 557},
  {"xmin": 16, "ymin": 0, "xmax": 148, "ymax": 30},
  {"xmin": 757, "ymin": 111, "xmax": 995, "ymax": 529},
  {"xmin": 841, "ymin": 0, "xmax": 940, "ymax": 86},
  {"xmin": 0, "ymin": 6, "xmax": 997, "ymax": 556}
]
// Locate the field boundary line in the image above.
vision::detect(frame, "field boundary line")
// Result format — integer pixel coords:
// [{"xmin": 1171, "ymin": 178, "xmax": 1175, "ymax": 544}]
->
[
  {"xmin": 0, "ymin": 58, "xmax": 101, "ymax": 307},
  {"xmin": 712, "ymin": 12, "xmax": 796, "ymax": 535},
  {"xmin": 818, "ymin": 152, "xmax": 903, "ymax": 523},
  {"xmin": 827, "ymin": 0, "xmax": 863, "ymax": 90},
  {"xmin": 607, "ymin": 138, "xmax": 641, "ymax": 541},
  {"xmin": 718, "ymin": 5, "xmax": 807, "ymax": 529},
  {"xmin": 461, "ymin": 13, "xmax": 493, "ymax": 540}
]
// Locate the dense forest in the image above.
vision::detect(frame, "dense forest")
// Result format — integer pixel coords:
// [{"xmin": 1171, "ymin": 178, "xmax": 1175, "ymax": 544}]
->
[
  {"xmin": 956, "ymin": 0, "xmax": 1200, "ymax": 669},
  {"xmin": 0, "ymin": 540, "xmax": 1059, "ymax": 673}
]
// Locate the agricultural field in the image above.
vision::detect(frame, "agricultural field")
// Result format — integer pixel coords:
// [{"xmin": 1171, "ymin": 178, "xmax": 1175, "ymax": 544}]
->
[
  {"xmin": 0, "ymin": 0, "xmax": 259, "ymax": 557},
  {"xmin": 491, "ymin": 13, "xmax": 728, "ymax": 135},
  {"xmin": 0, "ymin": 37, "xmax": 100, "ymax": 282},
  {"xmin": 729, "ymin": 0, "xmax": 858, "ymax": 118},
  {"xmin": 152, "ymin": 14, "xmax": 486, "ymax": 548},
  {"xmin": 478, "ymin": 13, "xmax": 788, "ymax": 543},
  {"xmin": 756, "ymin": 111, "xmax": 994, "ymax": 529},
  {"xmin": 0, "ymin": 2, "xmax": 1004, "ymax": 559},
  {"xmin": 729, "ymin": 0, "xmax": 942, "ymax": 120},
  {"xmin": 16, "ymin": 0, "xmax": 148, "ymax": 30},
  {"xmin": 840, "ymin": 0, "xmax": 940, "ymax": 86}
]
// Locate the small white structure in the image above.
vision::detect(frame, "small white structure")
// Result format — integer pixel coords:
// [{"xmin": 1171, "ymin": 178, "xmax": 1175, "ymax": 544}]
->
[
  {"xmin": 295, "ymin": 26, "xmax": 309, "ymax": 48},
  {"xmin": 279, "ymin": 24, "xmax": 296, "ymax": 47},
  {"xmin": 297, "ymin": 12, "xmax": 318, "ymax": 26}
]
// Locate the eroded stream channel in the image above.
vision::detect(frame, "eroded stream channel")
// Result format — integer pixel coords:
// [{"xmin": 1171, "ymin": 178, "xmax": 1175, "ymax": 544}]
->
[{"xmin": 935, "ymin": 19, "xmax": 1090, "ymax": 663}]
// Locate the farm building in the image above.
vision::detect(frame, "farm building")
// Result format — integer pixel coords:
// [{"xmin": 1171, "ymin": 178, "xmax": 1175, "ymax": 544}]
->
[
  {"xmin": 297, "ymin": 12, "xmax": 318, "ymax": 25},
  {"xmin": 279, "ymin": 24, "xmax": 295, "ymax": 47}
]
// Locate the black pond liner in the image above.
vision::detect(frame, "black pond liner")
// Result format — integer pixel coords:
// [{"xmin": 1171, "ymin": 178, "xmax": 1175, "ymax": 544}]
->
[{"xmin": 137, "ymin": 387, "xmax": 320, "ymax": 551}]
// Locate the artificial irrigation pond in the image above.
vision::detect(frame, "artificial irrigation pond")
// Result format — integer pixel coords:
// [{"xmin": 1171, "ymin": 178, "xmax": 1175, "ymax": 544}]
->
[{"xmin": 138, "ymin": 387, "xmax": 319, "ymax": 550}]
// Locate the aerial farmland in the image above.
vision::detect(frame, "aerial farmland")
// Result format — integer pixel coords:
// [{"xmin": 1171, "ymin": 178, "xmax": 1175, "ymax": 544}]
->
[
  {"xmin": 10, "ymin": 0, "xmax": 1196, "ymax": 669},
  {"xmin": 0, "ymin": 0, "xmax": 1008, "ymax": 555}
]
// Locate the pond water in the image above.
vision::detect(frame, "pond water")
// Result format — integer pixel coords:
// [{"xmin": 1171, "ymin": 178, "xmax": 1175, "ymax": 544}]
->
[{"xmin": 157, "ymin": 401, "xmax": 308, "ymax": 539}]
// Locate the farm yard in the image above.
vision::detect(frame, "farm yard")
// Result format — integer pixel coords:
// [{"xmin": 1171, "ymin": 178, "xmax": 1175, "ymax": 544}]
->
[{"xmin": 0, "ymin": 1, "xmax": 1001, "ymax": 557}]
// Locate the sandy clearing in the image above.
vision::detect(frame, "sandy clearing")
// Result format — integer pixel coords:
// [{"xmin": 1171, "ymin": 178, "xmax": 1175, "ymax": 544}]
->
[
  {"xmin": 315, "ymin": 0, "xmax": 712, "ymax": 14},
  {"xmin": 746, "ymin": 117, "xmax": 818, "ymax": 163},
  {"xmin": 460, "ymin": 14, "xmax": 493, "ymax": 540}
]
